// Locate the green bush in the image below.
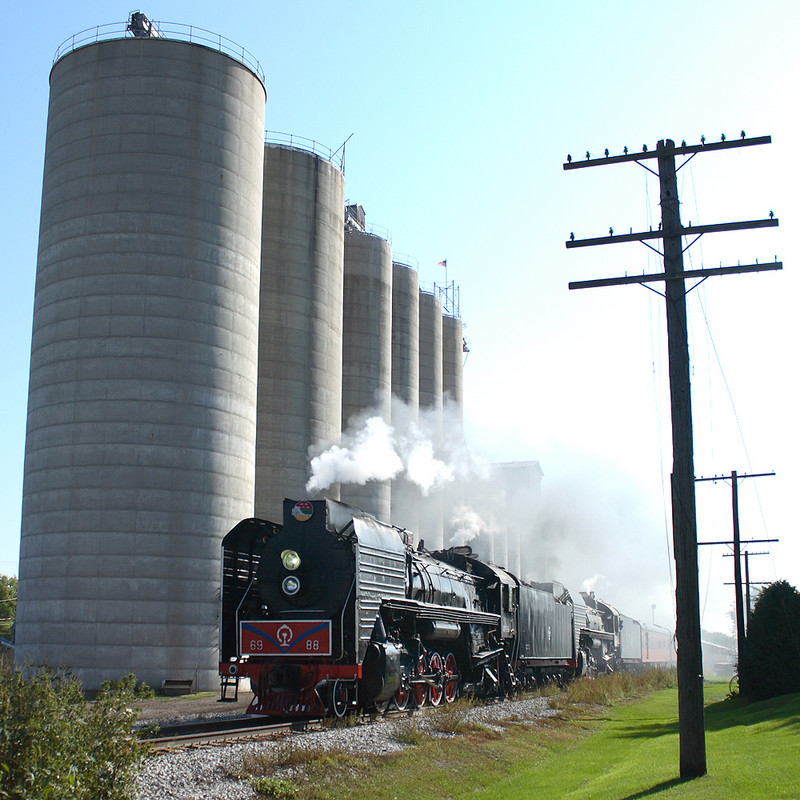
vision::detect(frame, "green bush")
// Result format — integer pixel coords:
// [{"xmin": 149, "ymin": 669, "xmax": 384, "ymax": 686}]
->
[
  {"xmin": 0, "ymin": 667, "xmax": 151, "ymax": 799},
  {"xmin": 739, "ymin": 579, "xmax": 800, "ymax": 701}
]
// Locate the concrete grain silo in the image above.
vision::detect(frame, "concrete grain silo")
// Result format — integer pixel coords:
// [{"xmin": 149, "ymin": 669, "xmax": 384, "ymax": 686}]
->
[
  {"xmin": 391, "ymin": 260, "xmax": 420, "ymax": 409},
  {"xmin": 418, "ymin": 289, "xmax": 444, "ymax": 547},
  {"xmin": 440, "ymin": 310, "xmax": 466, "ymax": 549},
  {"xmin": 441, "ymin": 314, "xmax": 464, "ymax": 412},
  {"xmin": 418, "ymin": 290, "xmax": 443, "ymax": 412},
  {"xmin": 17, "ymin": 27, "xmax": 266, "ymax": 691},
  {"xmin": 390, "ymin": 260, "xmax": 420, "ymax": 534},
  {"xmin": 339, "ymin": 221, "xmax": 393, "ymax": 520},
  {"xmin": 256, "ymin": 143, "xmax": 345, "ymax": 520}
]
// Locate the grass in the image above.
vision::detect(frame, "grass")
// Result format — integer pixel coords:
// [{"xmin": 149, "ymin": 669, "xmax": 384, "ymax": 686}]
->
[
  {"xmin": 474, "ymin": 680, "xmax": 800, "ymax": 800},
  {"xmin": 234, "ymin": 674, "xmax": 800, "ymax": 800}
]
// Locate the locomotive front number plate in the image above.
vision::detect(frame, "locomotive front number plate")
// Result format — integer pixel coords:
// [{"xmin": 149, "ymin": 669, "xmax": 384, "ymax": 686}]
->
[{"xmin": 240, "ymin": 620, "xmax": 332, "ymax": 656}]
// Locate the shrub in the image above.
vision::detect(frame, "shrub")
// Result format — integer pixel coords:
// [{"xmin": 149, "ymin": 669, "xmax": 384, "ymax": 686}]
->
[
  {"xmin": 739, "ymin": 580, "xmax": 800, "ymax": 701},
  {"xmin": 0, "ymin": 667, "xmax": 151, "ymax": 799}
]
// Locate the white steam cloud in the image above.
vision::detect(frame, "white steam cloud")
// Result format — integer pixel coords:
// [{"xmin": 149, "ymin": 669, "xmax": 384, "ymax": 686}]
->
[
  {"xmin": 448, "ymin": 505, "xmax": 492, "ymax": 547},
  {"xmin": 305, "ymin": 416, "xmax": 402, "ymax": 492},
  {"xmin": 306, "ymin": 398, "xmax": 483, "ymax": 496}
]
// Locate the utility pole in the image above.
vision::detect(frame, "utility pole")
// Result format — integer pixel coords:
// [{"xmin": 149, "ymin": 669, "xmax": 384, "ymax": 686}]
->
[
  {"xmin": 697, "ymin": 470, "xmax": 776, "ymax": 692},
  {"xmin": 564, "ymin": 135, "xmax": 781, "ymax": 779},
  {"xmin": 723, "ymin": 551, "xmax": 770, "ymax": 628}
]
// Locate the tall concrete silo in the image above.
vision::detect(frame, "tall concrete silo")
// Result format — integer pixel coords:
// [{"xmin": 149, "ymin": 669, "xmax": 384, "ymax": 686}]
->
[
  {"xmin": 440, "ymin": 309, "xmax": 466, "ymax": 548},
  {"xmin": 442, "ymin": 314, "xmax": 464, "ymax": 411},
  {"xmin": 390, "ymin": 260, "xmax": 420, "ymax": 534},
  {"xmin": 391, "ymin": 261, "xmax": 420, "ymax": 409},
  {"xmin": 418, "ymin": 289, "xmax": 444, "ymax": 547},
  {"xmin": 339, "ymin": 223, "xmax": 393, "ymax": 520},
  {"xmin": 17, "ymin": 30, "xmax": 266, "ymax": 691},
  {"xmin": 418, "ymin": 290, "xmax": 443, "ymax": 412},
  {"xmin": 257, "ymin": 144, "xmax": 345, "ymax": 520}
]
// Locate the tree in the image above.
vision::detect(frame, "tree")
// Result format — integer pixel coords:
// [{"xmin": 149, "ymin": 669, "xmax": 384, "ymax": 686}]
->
[
  {"xmin": 739, "ymin": 579, "xmax": 800, "ymax": 701},
  {"xmin": 0, "ymin": 577, "xmax": 16, "ymax": 642}
]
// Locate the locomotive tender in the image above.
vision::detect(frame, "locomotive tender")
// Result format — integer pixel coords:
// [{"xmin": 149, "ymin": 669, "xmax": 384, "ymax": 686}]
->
[{"xmin": 219, "ymin": 498, "xmax": 675, "ymax": 717}]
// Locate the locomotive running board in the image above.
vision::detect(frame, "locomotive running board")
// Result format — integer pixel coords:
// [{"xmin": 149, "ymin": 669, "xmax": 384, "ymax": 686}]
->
[{"xmin": 381, "ymin": 598, "xmax": 501, "ymax": 627}]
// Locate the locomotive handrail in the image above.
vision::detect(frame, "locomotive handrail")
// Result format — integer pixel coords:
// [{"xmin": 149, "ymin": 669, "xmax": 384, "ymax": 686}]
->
[
  {"xmin": 234, "ymin": 575, "xmax": 257, "ymax": 655},
  {"xmin": 338, "ymin": 576, "xmax": 356, "ymax": 661}
]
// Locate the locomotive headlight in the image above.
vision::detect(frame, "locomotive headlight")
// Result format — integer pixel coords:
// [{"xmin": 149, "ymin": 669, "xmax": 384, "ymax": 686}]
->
[
  {"xmin": 282, "ymin": 575, "xmax": 301, "ymax": 596},
  {"xmin": 281, "ymin": 549, "xmax": 301, "ymax": 571}
]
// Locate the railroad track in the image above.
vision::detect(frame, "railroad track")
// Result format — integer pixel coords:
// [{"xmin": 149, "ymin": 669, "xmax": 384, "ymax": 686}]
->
[{"xmin": 139, "ymin": 707, "xmax": 413, "ymax": 750}]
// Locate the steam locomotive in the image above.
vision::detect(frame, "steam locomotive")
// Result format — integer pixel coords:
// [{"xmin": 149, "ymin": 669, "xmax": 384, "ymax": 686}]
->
[{"xmin": 219, "ymin": 498, "xmax": 675, "ymax": 717}]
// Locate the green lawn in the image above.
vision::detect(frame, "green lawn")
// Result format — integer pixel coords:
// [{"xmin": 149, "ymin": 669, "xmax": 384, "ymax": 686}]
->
[{"xmin": 471, "ymin": 681, "xmax": 800, "ymax": 800}]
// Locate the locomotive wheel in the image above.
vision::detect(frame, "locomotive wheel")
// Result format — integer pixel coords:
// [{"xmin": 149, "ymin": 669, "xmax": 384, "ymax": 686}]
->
[
  {"xmin": 394, "ymin": 684, "xmax": 410, "ymax": 711},
  {"xmin": 428, "ymin": 652, "xmax": 444, "ymax": 707},
  {"xmin": 331, "ymin": 680, "xmax": 349, "ymax": 718},
  {"xmin": 373, "ymin": 698, "xmax": 390, "ymax": 714},
  {"xmin": 444, "ymin": 652, "xmax": 458, "ymax": 704}
]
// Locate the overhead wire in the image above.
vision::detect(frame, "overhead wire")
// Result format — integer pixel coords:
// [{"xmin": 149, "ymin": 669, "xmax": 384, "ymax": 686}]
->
[
  {"xmin": 682, "ymin": 160, "xmax": 715, "ymax": 629},
  {"xmin": 684, "ymin": 157, "xmax": 779, "ymax": 636}
]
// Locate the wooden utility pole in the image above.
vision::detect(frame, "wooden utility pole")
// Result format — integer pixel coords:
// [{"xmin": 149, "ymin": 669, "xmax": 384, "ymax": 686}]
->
[
  {"xmin": 564, "ymin": 135, "xmax": 781, "ymax": 779},
  {"xmin": 698, "ymin": 470, "xmax": 776, "ymax": 693}
]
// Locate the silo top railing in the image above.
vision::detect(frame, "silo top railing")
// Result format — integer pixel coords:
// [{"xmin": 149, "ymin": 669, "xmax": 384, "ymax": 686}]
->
[
  {"xmin": 392, "ymin": 253, "xmax": 420, "ymax": 271},
  {"xmin": 265, "ymin": 132, "xmax": 346, "ymax": 172},
  {"xmin": 53, "ymin": 19, "xmax": 265, "ymax": 86}
]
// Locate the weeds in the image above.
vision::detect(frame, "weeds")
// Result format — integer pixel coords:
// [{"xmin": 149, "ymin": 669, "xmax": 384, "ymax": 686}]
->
[
  {"xmin": 428, "ymin": 697, "xmax": 474, "ymax": 734},
  {"xmin": 393, "ymin": 718, "xmax": 432, "ymax": 745},
  {"xmin": 548, "ymin": 668, "xmax": 678, "ymax": 709},
  {"xmin": 322, "ymin": 712, "xmax": 361, "ymax": 729},
  {"xmin": 529, "ymin": 682, "xmax": 562, "ymax": 698},
  {"xmin": 250, "ymin": 775, "xmax": 299, "ymax": 799},
  {"xmin": 235, "ymin": 741, "xmax": 362, "ymax": 778}
]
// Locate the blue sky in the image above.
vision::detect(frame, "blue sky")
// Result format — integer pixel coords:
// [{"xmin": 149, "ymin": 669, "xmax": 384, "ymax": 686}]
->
[{"xmin": 1, "ymin": 1, "xmax": 797, "ymax": 634}]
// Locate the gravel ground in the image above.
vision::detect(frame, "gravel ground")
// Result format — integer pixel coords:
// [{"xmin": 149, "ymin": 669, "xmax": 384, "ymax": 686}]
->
[{"xmin": 135, "ymin": 695, "xmax": 557, "ymax": 800}]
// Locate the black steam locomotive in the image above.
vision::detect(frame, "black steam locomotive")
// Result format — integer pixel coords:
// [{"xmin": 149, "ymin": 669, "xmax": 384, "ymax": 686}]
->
[{"xmin": 219, "ymin": 498, "xmax": 674, "ymax": 717}]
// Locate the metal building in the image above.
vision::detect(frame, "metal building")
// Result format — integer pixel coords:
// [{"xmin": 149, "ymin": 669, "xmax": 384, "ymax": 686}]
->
[
  {"xmin": 256, "ymin": 142, "xmax": 346, "ymax": 521},
  {"xmin": 495, "ymin": 461, "xmax": 543, "ymax": 578},
  {"xmin": 339, "ymin": 210, "xmax": 393, "ymax": 520},
  {"xmin": 17, "ymin": 29, "xmax": 266, "ymax": 690}
]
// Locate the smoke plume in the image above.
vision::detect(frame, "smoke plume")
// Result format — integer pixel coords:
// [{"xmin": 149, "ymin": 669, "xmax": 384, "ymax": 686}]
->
[{"xmin": 306, "ymin": 397, "xmax": 483, "ymax": 495}]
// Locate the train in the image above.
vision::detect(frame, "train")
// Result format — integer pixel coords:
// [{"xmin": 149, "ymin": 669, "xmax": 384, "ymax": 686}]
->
[{"xmin": 219, "ymin": 498, "xmax": 675, "ymax": 717}]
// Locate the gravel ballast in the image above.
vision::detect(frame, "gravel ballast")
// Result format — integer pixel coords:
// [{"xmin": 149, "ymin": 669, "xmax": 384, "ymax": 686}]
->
[{"xmin": 135, "ymin": 695, "xmax": 557, "ymax": 800}]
